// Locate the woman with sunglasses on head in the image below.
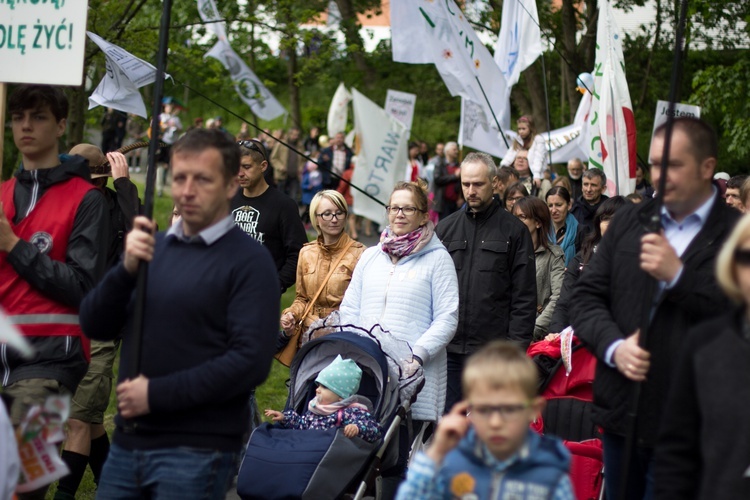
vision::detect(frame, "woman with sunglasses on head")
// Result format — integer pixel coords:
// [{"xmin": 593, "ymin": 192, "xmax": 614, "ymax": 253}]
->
[
  {"xmin": 548, "ymin": 196, "xmax": 628, "ymax": 335},
  {"xmin": 512, "ymin": 197, "xmax": 565, "ymax": 339},
  {"xmin": 655, "ymin": 214, "xmax": 750, "ymax": 500},
  {"xmin": 278, "ymin": 190, "xmax": 365, "ymax": 357},
  {"xmin": 339, "ymin": 180, "xmax": 458, "ymax": 499}
]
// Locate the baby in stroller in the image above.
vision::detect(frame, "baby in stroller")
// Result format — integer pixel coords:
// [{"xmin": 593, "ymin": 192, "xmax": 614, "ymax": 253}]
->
[{"xmin": 264, "ymin": 355, "xmax": 382, "ymax": 443}]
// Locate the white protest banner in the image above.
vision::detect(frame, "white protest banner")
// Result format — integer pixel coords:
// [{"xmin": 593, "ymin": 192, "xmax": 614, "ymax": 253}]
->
[
  {"xmin": 546, "ymin": 92, "xmax": 593, "ymax": 164},
  {"xmin": 196, "ymin": 0, "xmax": 228, "ymax": 41},
  {"xmin": 0, "ymin": 1, "xmax": 89, "ymax": 85},
  {"xmin": 652, "ymin": 100, "xmax": 700, "ymax": 137},
  {"xmin": 384, "ymin": 90, "xmax": 417, "ymax": 132},
  {"xmin": 351, "ymin": 89, "xmax": 409, "ymax": 226},
  {"xmin": 86, "ymin": 32, "xmax": 166, "ymax": 118},
  {"xmin": 327, "ymin": 82, "xmax": 352, "ymax": 137},
  {"xmin": 458, "ymin": 97, "xmax": 513, "ymax": 159},
  {"xmin": 205, "ymin": 39, "xmax": 286, "ymax": 121},
  {"xmin": 586, "ymin": 0, "xmax": 637, "ymax": 196}
]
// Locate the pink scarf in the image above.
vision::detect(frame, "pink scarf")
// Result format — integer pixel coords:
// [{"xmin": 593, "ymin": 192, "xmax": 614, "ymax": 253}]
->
[
  {"xmin": 308, "ymin": 396, "xmax": 369, "ymax": 416},
  {"xmin": 380, "ymin": 221, "xmax": 435, "ymax": 259}
]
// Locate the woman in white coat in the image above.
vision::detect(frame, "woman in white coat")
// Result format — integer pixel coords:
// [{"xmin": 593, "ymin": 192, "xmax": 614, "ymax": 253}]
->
[{"xmin": 339, "ymin": 179, "xmax": 458, "ymax": 497}]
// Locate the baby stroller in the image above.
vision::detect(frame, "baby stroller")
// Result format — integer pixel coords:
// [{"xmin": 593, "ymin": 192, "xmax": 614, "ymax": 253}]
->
[
  {"xmin": 528, "ymin": 329, "xmax": 605, "ymax": 500},
  {"xmin": 238, "ymin": 330, "xmax": 423, "ymax": 500}
]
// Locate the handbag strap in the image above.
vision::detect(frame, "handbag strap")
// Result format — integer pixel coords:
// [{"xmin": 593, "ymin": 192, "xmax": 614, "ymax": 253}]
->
[{"xmin": 297, "ymin": 239, "xmax": 355, "ymax": 326}]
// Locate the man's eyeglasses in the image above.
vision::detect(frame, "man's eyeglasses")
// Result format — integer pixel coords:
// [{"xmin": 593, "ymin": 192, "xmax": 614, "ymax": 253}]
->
[
  {"xmin": 316, "ymin": 211, "xmax": 346, "ymax": 221},
  {"xmin": 467, "ymin": 403, "xmax": 530, "ymax": 422},
  {"xmin": 385, "ymin": 206, "xmax": 423, "ymax": 216},
  {"xmin": 238, "ymin": 140, "xmax": 266, "ymax": 160}
]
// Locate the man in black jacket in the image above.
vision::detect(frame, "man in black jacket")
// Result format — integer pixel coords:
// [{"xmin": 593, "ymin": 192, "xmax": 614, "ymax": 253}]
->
[
  {"xmin": 570, "ymin": 168, "xmax": 609, "ymax": 234},
  {"xmin": 0, "ymin": 85, "xmax": 109, "ymax": 499},
  {"xmin": 571, "ymin": 117, "xmax": 740, "ymax": 500},
  {"xmin": 436, "ymin": 152, "xmax": 537, "ymax": 413}
]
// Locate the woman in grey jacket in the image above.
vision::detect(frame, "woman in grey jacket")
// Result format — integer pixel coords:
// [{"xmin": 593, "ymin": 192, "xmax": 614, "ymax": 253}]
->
[{"xmin": 512, "ymin": 197, "xmax": 565, "ymax": 339}]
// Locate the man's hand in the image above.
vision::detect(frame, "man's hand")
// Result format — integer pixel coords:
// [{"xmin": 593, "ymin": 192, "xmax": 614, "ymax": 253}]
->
[
  {"xmin": 116, "ymin": 375, "xmax": 150, "ymax": 418},
  {"xmin": 107, "ymin": 152, "xmax": 129, "ymax": 180},
  {"xmin": 613, "ymin": 330, "xmax": 651, "ymax": 382},
  {"xmin": 123, "ymin": 216, "xmax": 156, "ymax": 275},
  {"xmin": 640, "ymin": 232, "xmax": 682, "ymax": 283},
  {"xmin": 0, "ymin": 203, "xmax": 20, "ymax": 254},
  {"xmin": 426, "ymin": 400, "xmax": 470, "ymax": 465},
  {"xmin": 344, "ymin": 424, "xmax": 359, "ymax": 438},
  {"xmin": 264, "ymin": 409, "xmax": 284, "ymax": 422}
]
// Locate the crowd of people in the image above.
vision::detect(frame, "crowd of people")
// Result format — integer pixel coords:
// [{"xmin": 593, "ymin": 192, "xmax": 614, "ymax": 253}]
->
[{"xmin": 2, "ymin": 83, "xmax": 749, "ymax": 500}]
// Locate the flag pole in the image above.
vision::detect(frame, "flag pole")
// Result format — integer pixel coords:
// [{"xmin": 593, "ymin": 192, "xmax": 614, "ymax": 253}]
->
[
  {"xmin": 618, "ymin": 0, "xmax": 688, "ymax": 497},
  {"xmin": 129, "ymin": 0, "xmax": 173, "ymax": 378},
  {"xmin": 475, "ymin": 76, "xmax": 511, "ymax": 149}
]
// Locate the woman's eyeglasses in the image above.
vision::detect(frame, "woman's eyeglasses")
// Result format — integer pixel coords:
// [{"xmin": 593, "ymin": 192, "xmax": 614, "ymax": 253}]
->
[
  {"xmin": 238, "ymin": 140, "xmax": 266, "ymax": 160},
  {"xmin": 316, "ymin": 211, "xmax": 346, "ymax": 221},
  {"xmin": 385, "ymin": 206, "xmax": 422, "ymax": 216}
]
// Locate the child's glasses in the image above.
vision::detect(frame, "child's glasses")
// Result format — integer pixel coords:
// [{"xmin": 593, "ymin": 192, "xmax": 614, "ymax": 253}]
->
[{"xmin": 467, "ymin": 403, "xmax": 530, "ymax": 421}]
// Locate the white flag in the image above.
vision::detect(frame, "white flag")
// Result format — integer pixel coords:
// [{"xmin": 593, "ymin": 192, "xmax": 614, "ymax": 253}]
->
[
  {"xmin": 494, "ymin": 0, "xmax": 543, "ymax": 88},
  {"xmin": 390, "ymin": 0, "xmax": 432, "ymax": 64},
  {"xmin": 196, "ymin": 0, "xmax": 228, "ymax": 41},
  {"xmin": 458, "ymin": 97, "xmax": 513, "ymax": 159},
  {"xmin": 586, "ymin": 0, "xmax": 637, "ymax": 196},
  {"xmin": 545, "ymin": 92, "xmax": 593, "ymax": 164},
  {"xmin": 327, "ymin": 83, "xmax": 353, "ymax": 137},
  {"xmin": 86, "ymin": 32, "xmax": 168, "ymax": 118},
  {"xmin": 392, "ymin": 0, "xmax": 510, "ymax": 131},
  {"xmin": 205, "ymin": 40, "xmax": 286, "ymax": 121},
  {"xmin": 351, "ymin": 89, "xmax": 409, "ymax": 227}
]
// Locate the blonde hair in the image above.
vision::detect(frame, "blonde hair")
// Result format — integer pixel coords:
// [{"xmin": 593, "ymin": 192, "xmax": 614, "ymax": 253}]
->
[
  {"xmin": 716, "ymin": 213, "xmax": 750, "ymax": 303},
  {"xmin": 391, "ymin": 179, "xmax": 430, "ymax": 213},
  {"xmin": 462, "ymin": 341, "xmax": 538, "ymax": 400},
  {"xmin": 309, "ymin": 190, "xmax": 348, "ymax": 234}
]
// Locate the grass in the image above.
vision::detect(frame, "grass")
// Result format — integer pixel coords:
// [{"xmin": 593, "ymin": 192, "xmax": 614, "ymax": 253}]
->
[{"xmin": 46, "ymin": 178, "xmax": 296, "ymax": 499}]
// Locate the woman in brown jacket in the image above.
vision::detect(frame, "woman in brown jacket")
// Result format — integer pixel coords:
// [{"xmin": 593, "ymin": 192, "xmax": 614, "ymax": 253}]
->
[{"xmin": 279, "ymin": 190, "xmax": 365, "ymax": 342}]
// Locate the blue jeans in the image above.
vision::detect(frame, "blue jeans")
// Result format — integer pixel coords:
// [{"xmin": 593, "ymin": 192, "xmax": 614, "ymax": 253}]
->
[
  {"xmin": 96, "ymin": 443, "xmax": 237, "ymax": 500},
  {"xmin": 602, "ymin": 431, "xmax": 654, "ymax": 500}
]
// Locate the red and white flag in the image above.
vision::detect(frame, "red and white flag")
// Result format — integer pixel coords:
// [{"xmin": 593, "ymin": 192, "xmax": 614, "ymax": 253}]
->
[{"xmin": 586, "ymin": 0, "xmax": 637, "ymax": 196}]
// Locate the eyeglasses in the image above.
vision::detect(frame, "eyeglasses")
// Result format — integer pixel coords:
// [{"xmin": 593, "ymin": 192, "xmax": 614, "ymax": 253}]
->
[
  {"xmin": 238, "ymin": 140, "xmax": 266, "ymax": 160},
  {"xmin": 385, "ymin": 206, "xmax": 422, "ymax": 216},
  {"xmin": 316, "ymin": 210, "xmax": 346, "ymax": 221},
  {"xmin": 735, "ymin": 249, "xmax": 750, "ymax": 266},
  {"xmin": 467, "ymin": 403, "xmax": 530, "ymax": 422}
]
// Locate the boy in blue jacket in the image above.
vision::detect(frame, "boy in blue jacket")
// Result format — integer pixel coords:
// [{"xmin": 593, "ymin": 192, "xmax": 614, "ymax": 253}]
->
[{"xmin": 397, "ymin": 341, "xmax": 573, "ymax": 499}]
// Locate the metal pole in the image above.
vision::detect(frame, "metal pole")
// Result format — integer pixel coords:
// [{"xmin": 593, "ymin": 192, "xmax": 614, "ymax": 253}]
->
[{"xmin": 129, "ymin": 0, "xmax": 174, "ymax": 377}]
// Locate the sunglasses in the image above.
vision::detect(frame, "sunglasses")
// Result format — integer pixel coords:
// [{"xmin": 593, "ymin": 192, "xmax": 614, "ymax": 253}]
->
[
  {"xmin": 735, "ymin": 249, "xmax": 750, "ymax": 266},
  {"xmin": 238, "ymin": 140, "xmax": 267, "ymax": 160}
]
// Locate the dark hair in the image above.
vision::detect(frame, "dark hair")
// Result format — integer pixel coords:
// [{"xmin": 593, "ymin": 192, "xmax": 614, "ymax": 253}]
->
[
  {"xmin": 503, "ymin": 181, "xmax": 529, "ymax": 211},
  {"xmin": 498, "ymin": 166, "xmax": 520, "ymax": 184},
  {"xmin": 653, "ymin": 116, "xmax": 717, "ymax": 164},
  {"xmin": 237, "ymin": 138, "xmax": 267, "ymax": 165},
  {"xmin": 513, "ymin": 197, "xmax": 552, "ymax": 250},
  {"xmin": 545, "ymin": 185, "xmax": 571, "ymax": 204},
  {"xmin": 636, "ymin": 163, "xmax": 651, "ymax": 187},
  {"xmin": 8, "ymin": 85, "xmax": 69, "ymax": 122},
  {"xmin": 171, "ymin": 128, "xmax": 241, "ymax": 180},
  {"xmin": 583, "ymin": 168, "xmax": 606, "ymax": 185},
  {"xmin": 580, "ymin": 196, "xmax": 628, "ymax": 264},
  {"xmin": 516, "ymin": 115, "xmax": 537, "ymax": 150},
  {"xmin": 391, "ymin": 179, "xmax": 430, "ymax": 213},
  {"xmin": 728, "ymin": 175, "xmax": 748, "ymax": 190}
]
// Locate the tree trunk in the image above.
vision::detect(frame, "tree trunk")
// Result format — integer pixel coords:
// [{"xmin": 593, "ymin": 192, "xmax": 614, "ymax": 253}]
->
[
  {"xmin": 334, "ymin": 0, "xmax": 377, "ymax": 88},
  {"xmin": 286, "ymin": 40, "xmax": 302, "ymax": 129},
  {"xmin": 66, "ymin": 84, "xmax": 88, "ymax": 150}
]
